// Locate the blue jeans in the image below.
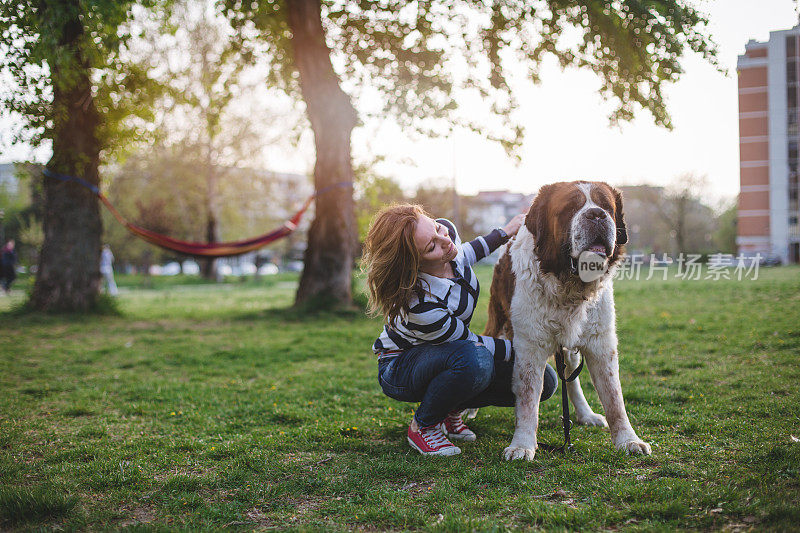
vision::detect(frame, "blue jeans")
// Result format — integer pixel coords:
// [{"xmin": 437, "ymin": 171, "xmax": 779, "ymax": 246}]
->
[{"xmin": 378, "ymin": 339, "xmax": 558, "ymax": 427}]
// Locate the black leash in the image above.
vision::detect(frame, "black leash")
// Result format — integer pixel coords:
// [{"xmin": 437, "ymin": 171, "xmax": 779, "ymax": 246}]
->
[{"xmin": 538, "ymin": 345, "xmax": 584, "ymax": 453}]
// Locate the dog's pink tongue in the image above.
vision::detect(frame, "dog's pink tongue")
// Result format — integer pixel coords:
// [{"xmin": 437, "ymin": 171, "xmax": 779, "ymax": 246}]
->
[{"xmin": 589, "ymin": 244, "xmax": 606, "ymax": 254}]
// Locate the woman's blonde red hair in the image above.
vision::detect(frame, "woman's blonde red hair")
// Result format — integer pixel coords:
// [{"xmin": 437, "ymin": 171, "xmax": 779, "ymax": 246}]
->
[{"xmin": 362, "ymin": 204, "xmax": 429, "ymax": 326}]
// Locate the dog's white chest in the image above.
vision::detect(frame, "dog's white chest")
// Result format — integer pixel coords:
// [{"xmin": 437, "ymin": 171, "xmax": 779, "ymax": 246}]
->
[{"xmin": 508, "ymin": 227, "xmax": 602, "ymax": 350}]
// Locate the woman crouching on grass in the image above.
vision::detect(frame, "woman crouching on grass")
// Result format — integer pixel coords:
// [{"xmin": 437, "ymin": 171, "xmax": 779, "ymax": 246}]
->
[{"xmin": 363, "ymin": 204, "xmax": 557, "ymax": 457}]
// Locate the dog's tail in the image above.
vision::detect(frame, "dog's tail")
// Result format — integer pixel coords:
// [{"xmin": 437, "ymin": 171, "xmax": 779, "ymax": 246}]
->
[
  {"xmin": 483, "ymin": 250, "xmax": 513, "ymax": 339},
  {"xmin": 484, "ymin": 290, "xmax": 508, "ymax": 338}
]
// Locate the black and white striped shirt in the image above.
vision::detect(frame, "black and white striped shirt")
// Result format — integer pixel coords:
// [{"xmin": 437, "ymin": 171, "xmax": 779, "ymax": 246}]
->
[{"xmin": 372, "ymin": 219, "xmax": 513, "ymax": 361}]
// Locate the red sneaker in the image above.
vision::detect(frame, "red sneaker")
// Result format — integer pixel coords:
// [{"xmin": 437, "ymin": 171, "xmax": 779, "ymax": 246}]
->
[
  {"xmin": 407, "ymin": 424, "xmax": 461, "ymax": 456},
  {"xmin": 440, "ymin": 410, "xmax": 477, "ymax": 442}
]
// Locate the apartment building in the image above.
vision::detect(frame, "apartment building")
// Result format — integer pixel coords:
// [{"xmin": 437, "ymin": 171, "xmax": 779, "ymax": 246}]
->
[{"xmin": 738, "ymin": 24, "xmax": 800, "ymax": 263}]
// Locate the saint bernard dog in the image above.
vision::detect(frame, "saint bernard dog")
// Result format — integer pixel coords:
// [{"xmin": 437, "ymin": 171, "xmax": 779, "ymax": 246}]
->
[{"xmin": 484, "ymin": 180, "xmax": 651, "ymax": 461}]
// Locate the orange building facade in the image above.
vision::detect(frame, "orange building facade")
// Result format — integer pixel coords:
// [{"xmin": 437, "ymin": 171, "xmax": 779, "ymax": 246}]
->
[{"xmin": 738, "ymin": 29, "xmax": 800, "ymax": 263}]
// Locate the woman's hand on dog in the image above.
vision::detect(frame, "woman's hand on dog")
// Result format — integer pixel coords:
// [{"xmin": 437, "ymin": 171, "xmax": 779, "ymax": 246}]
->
[{"xmin": 502, "ymin": 214, "xmax": 526, "ymax": 238}]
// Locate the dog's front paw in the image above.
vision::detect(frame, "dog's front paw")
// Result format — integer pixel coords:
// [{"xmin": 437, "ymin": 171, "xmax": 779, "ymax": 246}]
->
[
  {"xmin": 574, "ymin": 412, "xmax": 608, "ymax": 427},
  {"xmin": 503, "ymin": 445, "xmax": 536, "ymax": 461},
  {"xmin": 617, "ymin": 439, "xmax": 651, "ymax": 455},
  {"xmin": 575, "ymin": 412, "xmax": 608, "ymax": 428}
]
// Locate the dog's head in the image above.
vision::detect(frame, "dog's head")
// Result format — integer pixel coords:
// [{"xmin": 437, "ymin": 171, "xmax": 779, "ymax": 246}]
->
[{"xmin": 525, "ymin": 181, "xmax": 627, "ymax": 278}]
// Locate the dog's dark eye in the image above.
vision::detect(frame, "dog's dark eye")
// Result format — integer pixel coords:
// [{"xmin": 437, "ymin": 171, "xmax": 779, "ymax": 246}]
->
[
  {"xmin": 590, "ymin": 189, "xmax": 614, "ymax": 212},
  {"xmin": 562, "ymin": 193, "xmax": 584, "ymax": 216}
]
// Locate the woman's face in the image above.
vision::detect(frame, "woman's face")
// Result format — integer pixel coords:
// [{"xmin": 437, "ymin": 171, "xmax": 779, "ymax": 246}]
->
[{"xmin": 414, "ymin": 216, "xmax": 457, "ymax": 271}]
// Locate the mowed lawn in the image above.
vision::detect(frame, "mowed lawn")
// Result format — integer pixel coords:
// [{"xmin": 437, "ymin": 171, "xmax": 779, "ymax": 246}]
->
[{"xmin": 1, "ymin": 266, "xmax": 799, "ymax": 531}]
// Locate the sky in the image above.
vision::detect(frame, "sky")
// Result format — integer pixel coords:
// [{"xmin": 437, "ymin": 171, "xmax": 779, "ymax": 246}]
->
[
  {"xmin": 356, "ymin": 0, "xmax": 800, "ymax": 205},
  {"xmin": 1, "ymin": 0, "xmax": 799, "ymax": 205}
]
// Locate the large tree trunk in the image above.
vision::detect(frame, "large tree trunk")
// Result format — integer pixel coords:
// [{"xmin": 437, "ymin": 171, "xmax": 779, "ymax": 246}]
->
[
  {"xmin": 200, "ymin": 55, "xmax": 218, "ymax": 282},
  {"xmin": 200, "ymin": 213, "xmax": 219, "ymax": 280},
  {"xmin": 200, "ymin": 161, "xmax": 219, "ymax": 280},
  {"xmin": 30, "ymin": 3, "xmax": 102, "ymax": 311},
  {"xmin": 287, "ymin": 0, "xmax": 358, "ymax": 308}
]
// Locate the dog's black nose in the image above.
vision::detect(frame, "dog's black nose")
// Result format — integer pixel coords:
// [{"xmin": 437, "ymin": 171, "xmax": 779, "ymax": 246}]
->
[{"xmin": 583, "ymin": 207, "xmax": 607, "ymax": 221}]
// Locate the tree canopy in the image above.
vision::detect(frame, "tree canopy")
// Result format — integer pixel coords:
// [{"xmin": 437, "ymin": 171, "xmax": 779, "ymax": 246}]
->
[
  {"xmin": 0, "ymin": 0, "xmax": 162, "ymax": 158},
  {"xmin": 223, "ymin": 0, "xmax": 717, "ymax": 154}
]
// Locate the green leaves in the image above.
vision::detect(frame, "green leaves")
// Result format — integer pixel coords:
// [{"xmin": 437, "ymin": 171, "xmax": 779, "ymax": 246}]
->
[
  {"xmin": 222, "ymin": 0, "xmax": 716, "ymax": 159},
  {"xmin": 0, "ymin": 0, "xmax": 168, "ymax": 151},
  {"xmin": 2, "ymin": 0, "xmax": 718, "ymax": 163}
]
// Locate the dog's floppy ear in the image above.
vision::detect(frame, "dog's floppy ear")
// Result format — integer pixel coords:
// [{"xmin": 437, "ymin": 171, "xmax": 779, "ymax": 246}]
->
[
  {"xmin": 527, "ymin": 184, "xmax": 563, "ymax": 273},
  {"xmin": 612, "ymin": 186, "xmax": 628, "ymax": 246}
]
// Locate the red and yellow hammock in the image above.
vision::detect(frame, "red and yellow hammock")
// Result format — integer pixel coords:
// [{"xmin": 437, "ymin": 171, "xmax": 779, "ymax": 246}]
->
[{"xmin": 44, "ymin": 168, "xmax": 346, "ymax": 258}]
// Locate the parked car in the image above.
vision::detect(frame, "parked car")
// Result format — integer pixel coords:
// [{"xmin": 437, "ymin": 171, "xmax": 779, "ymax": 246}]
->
[
  {"xmin": 161, "ymin": 262, "xmax": 181, "ymax": 276},
  {"xmin": 258, "ymin": 263, "xmax": 279, "ymax": 275},
  {"xmin": 240, "ymin": 262, "xmax": 257, "ymax": 275},
  {"xmin": 283, "ymin": 260, "xmax": 304, "ymax": 273},
  {"xmin": 181, "ymin": 260, "xmax": 200, "ymax": 275},
  {"xmin": 757, "ymin": 253, "xmax": 782, "ymax": 267}
]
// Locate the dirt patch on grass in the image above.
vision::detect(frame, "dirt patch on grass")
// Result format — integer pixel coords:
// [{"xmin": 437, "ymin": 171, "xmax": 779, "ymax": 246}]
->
[
  {"xmin": 119, "ymin": 505, "xmax": 156, "ymax": 527},
  {"xmin": 280, "ymin": 496, "xmax": 326, "ymax": 524},
  {"xmin": 153, "ymin": 467, "xmax": 214, "ymax": 482},
  {"xmin": 245, "ymin": 507, "xmax": 276, "ymax": 527},
  {"xmin": 282, "ymin": 452, "xmax": 335, "ymax": 470},
  {"xmin": 241, "ymin": 497, "xmax": 326, "ymax": 528},
  {"xmin": 290, "ymin": 497, "xmax": 323, "ymax": 515},
  {"xmin": 392, "ymin": 480, "xmax": 436, "ymax": 497},
  {"xmin": 539, "ymin": 488, "xmax": 579, "ymax": 509}
]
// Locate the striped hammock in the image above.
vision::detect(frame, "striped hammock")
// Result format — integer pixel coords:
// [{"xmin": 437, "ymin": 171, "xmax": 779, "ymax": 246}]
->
[{"xmin": 43, "ymin": 168, "xmax": 348, "ymax": 258}]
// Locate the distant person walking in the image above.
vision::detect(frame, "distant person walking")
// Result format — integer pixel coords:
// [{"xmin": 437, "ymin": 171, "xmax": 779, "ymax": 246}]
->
[
  {"xmin": 100, "ymin": 244, "xmax": 119, "ymax": 296},
  {"xmin": 1, "ymin": 239, "xmax": 17, "ymax": 294}
]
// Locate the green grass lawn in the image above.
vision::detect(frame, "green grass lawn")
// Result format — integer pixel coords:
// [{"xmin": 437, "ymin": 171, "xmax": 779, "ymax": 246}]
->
[{"xmin": 1, "ymin": 266, "xmax": 799, "ymax": 531}]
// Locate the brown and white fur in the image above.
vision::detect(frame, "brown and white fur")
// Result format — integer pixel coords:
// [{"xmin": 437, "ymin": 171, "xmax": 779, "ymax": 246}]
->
[{"xmin": 484, "ymin": 180, "xmax": 651, "ymax": 461}]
